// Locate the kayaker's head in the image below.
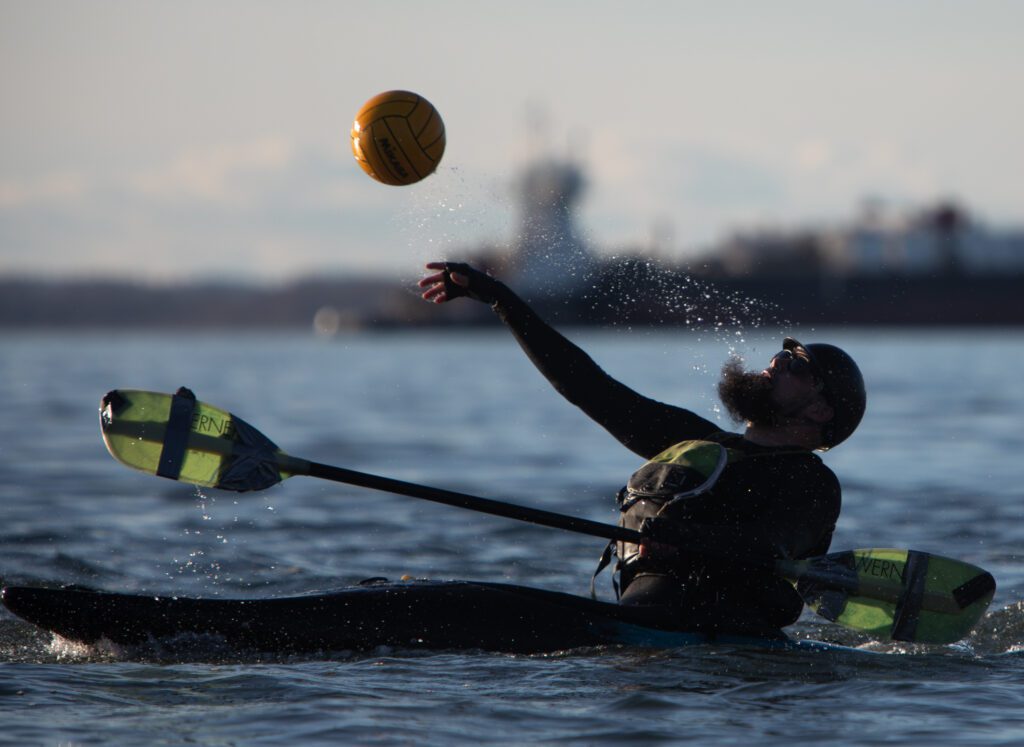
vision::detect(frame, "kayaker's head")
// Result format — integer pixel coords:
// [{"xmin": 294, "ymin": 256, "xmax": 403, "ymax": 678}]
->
[{"xmin": 717, "ymin": 337, "xmax": 866, "ymax": 450}]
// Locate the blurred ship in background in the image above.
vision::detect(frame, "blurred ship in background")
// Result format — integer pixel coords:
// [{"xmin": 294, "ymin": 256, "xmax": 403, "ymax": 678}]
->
[
  {"xmin": 3, "ymin": 156, "xmax": 1022, "ymax": 330},
  {"xmin": 401, "ymin": 156, "xmax": 1024, "ymax": 329}
]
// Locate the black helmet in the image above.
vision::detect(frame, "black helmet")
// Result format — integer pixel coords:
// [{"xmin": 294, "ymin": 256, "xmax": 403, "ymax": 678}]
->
[{"xmin": 783, "ymin": 337, "xmax": 866, "ymax": 448}]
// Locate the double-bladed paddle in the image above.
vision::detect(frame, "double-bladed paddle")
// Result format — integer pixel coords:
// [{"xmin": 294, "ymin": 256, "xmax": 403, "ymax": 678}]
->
[{"xmin": 99, "ymin": 387, "xmax": 996, "ymax": 645}]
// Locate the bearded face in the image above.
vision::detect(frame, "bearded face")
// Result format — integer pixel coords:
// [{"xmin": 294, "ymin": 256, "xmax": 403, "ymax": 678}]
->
[{"xmin": 717, "ymin": 357, "xmax": 779, "ymax": 427}]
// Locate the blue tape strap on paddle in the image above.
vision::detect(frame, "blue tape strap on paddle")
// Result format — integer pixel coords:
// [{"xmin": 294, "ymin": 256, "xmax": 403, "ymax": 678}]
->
[
  {"xmin": 952, "ymin": 572, "xmax": 996, "ymax": 609},
  {"xmin": 157, "ymin": 387, "xmax": 197, "ymax": 480},
  {"xmin": 891, "ymin": 550, "xmax": 929, "ymax": 641}
]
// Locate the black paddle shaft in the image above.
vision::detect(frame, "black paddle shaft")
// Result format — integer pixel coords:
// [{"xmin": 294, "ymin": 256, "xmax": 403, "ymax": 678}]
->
[{"xmin": 306, "ymin": 461, "xmax": 640, "ymax": 545}]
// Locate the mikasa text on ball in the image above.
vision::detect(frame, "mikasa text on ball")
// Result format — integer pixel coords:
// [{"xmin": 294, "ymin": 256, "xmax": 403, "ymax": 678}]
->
[{"xmin": 350, "ymin": 90, "xmax": 445, "ymax": 186}]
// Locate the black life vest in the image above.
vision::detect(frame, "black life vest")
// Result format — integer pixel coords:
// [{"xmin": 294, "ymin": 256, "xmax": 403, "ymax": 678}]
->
[{"xmin": 591, "ymin": 434, "xmax": 804, "ymax": 599}]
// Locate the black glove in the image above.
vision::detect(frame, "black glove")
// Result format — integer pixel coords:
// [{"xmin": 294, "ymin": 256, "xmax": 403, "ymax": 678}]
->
[
  {"xmin": 640, "ymin": 516, "xmax": 692, "ymax": 548},
  {"xmin": 439, "ymin": 262, "xmax": 506, "ymax": 305}
]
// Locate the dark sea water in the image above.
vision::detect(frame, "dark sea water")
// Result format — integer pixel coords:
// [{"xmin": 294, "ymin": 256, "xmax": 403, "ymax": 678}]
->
[{"xmin": 2, "ymin": 326, "xmax": 1023, "ymax": 745}]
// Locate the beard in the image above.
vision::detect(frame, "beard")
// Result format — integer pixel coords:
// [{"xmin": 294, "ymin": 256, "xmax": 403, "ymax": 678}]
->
[{"xmin": 717, "ymin": 357, "xmax": 779, "ymax": 427}]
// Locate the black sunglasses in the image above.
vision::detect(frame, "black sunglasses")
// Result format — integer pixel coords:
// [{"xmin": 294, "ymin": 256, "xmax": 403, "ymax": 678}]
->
[
  {"xmin": 777, "ymin": 342, "xmax": 831, "ymax": 402},
  {"xmin": 775, "ymin": 348, "xmax": 815, "ymax": 377}
]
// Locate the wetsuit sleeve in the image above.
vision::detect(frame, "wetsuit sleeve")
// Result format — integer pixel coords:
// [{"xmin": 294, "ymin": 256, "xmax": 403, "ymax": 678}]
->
[{"xmin": 490, "ymin": 286, "xmax": 719, "ymax": 459}]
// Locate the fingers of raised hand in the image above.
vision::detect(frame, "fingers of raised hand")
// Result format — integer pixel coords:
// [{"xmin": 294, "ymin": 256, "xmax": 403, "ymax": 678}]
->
[
  {"xmin": 419, "ymin": 280, "xmax": 448, "ymax": 303},
  {"xmin": 417, "ymin": 270, "xmax": 446, "ymax": 288}
]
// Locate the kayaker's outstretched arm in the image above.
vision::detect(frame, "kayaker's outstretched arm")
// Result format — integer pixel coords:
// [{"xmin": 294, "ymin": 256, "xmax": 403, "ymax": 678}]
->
[{"xmin": 419, "ymin": 262, "xmax": 718, "ymax": 459}]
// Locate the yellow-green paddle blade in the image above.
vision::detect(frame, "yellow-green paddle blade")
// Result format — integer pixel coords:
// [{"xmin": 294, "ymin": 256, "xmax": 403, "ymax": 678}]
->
[
  {"xmin": 782, "ymin": 548, "xmax": 996, "ymax": 644},
  {"xmin": 100, "ymin": 388, "xmax": 298, "ymax": 491}
]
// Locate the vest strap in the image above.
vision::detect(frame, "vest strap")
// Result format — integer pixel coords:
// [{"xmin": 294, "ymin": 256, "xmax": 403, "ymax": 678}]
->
[{"xmin": 590, "ymin": 541, "xmax": 620, "ymax": 600}]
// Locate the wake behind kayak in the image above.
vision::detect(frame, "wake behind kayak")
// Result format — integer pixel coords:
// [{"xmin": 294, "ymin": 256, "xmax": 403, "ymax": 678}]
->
[{"xmin": 2, "ymin": 579, "xmax": 802, "ymax": 655}]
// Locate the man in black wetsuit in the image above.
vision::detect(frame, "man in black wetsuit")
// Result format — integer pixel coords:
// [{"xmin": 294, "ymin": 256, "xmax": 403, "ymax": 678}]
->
[{"xmin": 418, "ymin": 261, "xmax": 866, "ymax": 636}]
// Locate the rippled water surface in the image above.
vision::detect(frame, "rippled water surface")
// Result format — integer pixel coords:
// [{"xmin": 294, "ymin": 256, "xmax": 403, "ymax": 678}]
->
[{"xmin": 2, "ymin": 327, "xmax": 1023, "ymax": 745}]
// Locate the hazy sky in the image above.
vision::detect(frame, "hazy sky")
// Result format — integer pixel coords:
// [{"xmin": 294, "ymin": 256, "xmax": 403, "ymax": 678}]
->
[{"xmin": 2, "ymin": 1, "xmax": 1021, "ymax": 282}]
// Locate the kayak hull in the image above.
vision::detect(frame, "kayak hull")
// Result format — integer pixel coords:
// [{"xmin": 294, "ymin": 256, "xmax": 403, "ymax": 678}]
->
[{"xmin": 2, "ymin": 579, "xmax": 807, "ymax": 654}]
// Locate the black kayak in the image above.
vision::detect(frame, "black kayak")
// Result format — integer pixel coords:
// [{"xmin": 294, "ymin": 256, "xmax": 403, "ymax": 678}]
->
[{"xmin": 1, "ymin": 579, "xmax": 834, "ymax": 654}]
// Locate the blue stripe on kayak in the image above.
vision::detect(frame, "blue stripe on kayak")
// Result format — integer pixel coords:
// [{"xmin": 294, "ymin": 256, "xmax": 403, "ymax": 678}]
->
[
  {"xmin": 601, "ymin": 620, "xmax": 877, "ymax": 653},
  {"xmin": 601, "ymin": 621, "xmax": 789, "ymax": 650}
]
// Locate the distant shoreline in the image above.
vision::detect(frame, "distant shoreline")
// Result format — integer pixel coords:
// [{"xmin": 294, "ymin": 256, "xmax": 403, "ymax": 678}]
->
[{"xmin": 2, "ymin": 270, "xmax": 1022, "ymax": 329}]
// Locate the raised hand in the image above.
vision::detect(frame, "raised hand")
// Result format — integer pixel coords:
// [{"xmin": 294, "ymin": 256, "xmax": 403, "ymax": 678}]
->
[{"xmin": 418, "ymin": 261, "xmax": 504, "ymax": 305}]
